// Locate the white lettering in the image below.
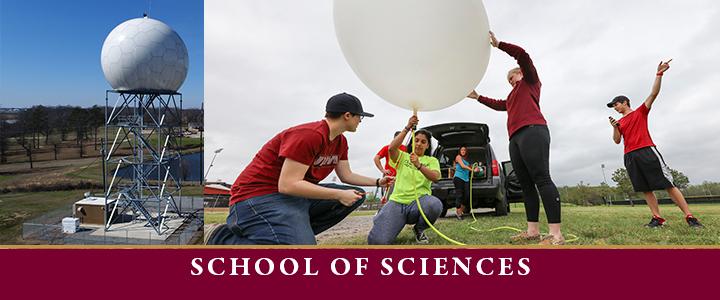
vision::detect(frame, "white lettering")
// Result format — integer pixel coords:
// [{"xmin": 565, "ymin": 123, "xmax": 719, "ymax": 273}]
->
[
  {"xmin": 419, "ymin": 257, "xmax": 429, "ymax": 275},
  {"xmin": 398, "ymin": 257, "xmax": 415, "ymax": 275},
  {"xmin": 380, "ymin": 258, "xmax": 393, "ymax": 275},
  {"xmin": 499, "ymin": 258, "xmax": 513, "ymax": 276},
  {"xmin": 331, "ymin": 258, "xmax": 351, "ymax": 275},
  {"xmin": 451, "ymin": 257, "xmax": 471, "ymax": 275},
  {"xmin": 255, "ymin": 258, "xmax": 274, "ymax": 276},
  {"xmin": 208, "ymin": 258, "xmax": 225, "ymax": 276},
  {"xmin": 190, "ymin": 258, "xmax": 203, "ymax": 276},
  {"xmin": 230, "ymin": 257, "xmax": 250, "ymax": 275},
  {"xmin": 476, "ymin": 257, "xmax": 494, "ymax": 275},
  {"xmin": 304, "ymin": 258, "xmax": 319, "ymax": 276},
  {"xmin": 279, "ymin": 258, "xmax": 299, "ymax": 276},
  {"xmin": 518, "ymin": 258, "xmax": 531, "ymax": 276},
  {"xmin": 355, "ymin": 258, "xmax": 368, "ymax": 275},
  {"xmin": 434, "ymin": 257, "xmax": 448, "ymax": 275}
]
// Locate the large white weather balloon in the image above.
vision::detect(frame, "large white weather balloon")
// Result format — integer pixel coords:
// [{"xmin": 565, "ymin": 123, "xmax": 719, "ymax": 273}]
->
[
  {"xmin": 334, "ymin": 0, "xmax": 491, "ymax": 111},
  {"xmin": 101, "ymin": 17, "xmax": 188, "ymax": 92}
]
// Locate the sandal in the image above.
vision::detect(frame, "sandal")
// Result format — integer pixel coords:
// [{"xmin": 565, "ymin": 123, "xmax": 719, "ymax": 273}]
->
[
  {"xmin": 538, "ymin": 234, "xmax": 565, "ymax": 245},
  {"xmin": 510, "ymin": 231, "xmax": 541, "ymax": 242}
]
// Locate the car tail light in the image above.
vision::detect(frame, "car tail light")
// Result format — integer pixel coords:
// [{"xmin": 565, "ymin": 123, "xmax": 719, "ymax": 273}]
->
[{"xmin": 492, "ymin": 160, "xmax": 499, "ymax": 176}]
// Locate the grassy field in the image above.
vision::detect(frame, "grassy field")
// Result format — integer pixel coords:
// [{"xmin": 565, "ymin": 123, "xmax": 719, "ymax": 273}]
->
[
  {"xmin": 0, "ymin": 190, "xmax": 87, "ymax": 244},
  {"xmin": 0, "ymin": 175, "xmax": 13, "ymax": 184},
  {"xmin": 0, "ymin": 185, "xmax": 203, "ymax": 244},
  {"xmin": 204, "ymin": 203, "xmax": 720, "ymax": 245},
  {"xmin": 0, "ymin": 129, "xmax": 204, "ymax": 244}
]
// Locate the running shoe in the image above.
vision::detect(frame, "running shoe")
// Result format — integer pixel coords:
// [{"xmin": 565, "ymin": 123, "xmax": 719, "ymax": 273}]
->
[
  {"xmin": 686, "ymin": 216, "xmax": 704, "ymax": 228},
  {"xmin": 414, "ymin": 228, "xmax": 429, "ymax": 244},
  {"xmin": 645, "ymin": 216, "xmax": 665, "ymax": 228}
]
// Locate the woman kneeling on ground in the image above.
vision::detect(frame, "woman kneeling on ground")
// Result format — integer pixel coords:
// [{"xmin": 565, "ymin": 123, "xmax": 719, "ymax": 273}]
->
[{"xmin": 367, "ymin": 115, "xmax": 443, "ymax": 244}]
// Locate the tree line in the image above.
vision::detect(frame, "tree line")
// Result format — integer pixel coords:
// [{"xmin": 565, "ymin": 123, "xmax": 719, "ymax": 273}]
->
[
  {"xmin": 558, "ymin": 167, "xmax": 718, "ymax": 206},
  {"xmin": 0, "ymin": 105, "xmax": 202, "ymax": 167}
]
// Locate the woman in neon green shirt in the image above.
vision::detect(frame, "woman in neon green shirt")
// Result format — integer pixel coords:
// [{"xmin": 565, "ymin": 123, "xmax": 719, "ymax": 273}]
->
[{"xmin": 367, "ymin": 115, "xmax": 443, "ymax": 244}]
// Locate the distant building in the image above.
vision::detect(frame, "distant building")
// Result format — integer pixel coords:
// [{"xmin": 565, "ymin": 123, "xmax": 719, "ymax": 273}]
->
[
  {"xmin": 204, "ymin": 182, "xmax": 231, "ymax": 207},
  {"xmin": 186, "ymin": 121, "xmax": 203, "ymax": 134}
]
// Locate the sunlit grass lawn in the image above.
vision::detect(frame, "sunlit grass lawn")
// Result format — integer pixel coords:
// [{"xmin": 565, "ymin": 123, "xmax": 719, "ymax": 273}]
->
[
  {"xmin": 204, "ymin": 204, "xmax": 720, "ymax": 245},
  {"xmin": 0, "ymin": 190, "xmax": 87, "ymax": 243}
]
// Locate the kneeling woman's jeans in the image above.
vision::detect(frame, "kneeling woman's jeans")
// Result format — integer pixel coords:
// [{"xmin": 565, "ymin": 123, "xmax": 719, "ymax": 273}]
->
[{"xmin": 367, "ymin": 195, "xmax": 443, "ymax": 245}]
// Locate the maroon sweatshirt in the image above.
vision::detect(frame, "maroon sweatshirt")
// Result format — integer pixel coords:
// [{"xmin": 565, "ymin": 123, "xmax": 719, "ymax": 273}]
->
[{"xmin": 477, "ymin": 42, "xmax": 547, "ymax": 139}]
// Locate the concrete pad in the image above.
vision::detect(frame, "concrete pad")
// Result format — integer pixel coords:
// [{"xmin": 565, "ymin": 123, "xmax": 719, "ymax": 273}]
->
[{"xmin": 89, "ymin": 217, "xmax": 185, "ymax": 241}]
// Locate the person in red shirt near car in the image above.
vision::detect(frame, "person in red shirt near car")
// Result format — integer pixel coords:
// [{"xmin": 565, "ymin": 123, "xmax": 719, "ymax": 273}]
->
[
  {"xmin": 373, "ymin": 131, "xmax": 407, "ymax": 204},
  {"xmin": 607, "ymin": 59, "xmax": 702, "ymax": 228},
  {"xmin": 205, "ymin": 93, "xmax": 394, "ymax": 245},
  {"xmin": 467, "ymin": 31, "xmax": 564, "ymax": 245}
]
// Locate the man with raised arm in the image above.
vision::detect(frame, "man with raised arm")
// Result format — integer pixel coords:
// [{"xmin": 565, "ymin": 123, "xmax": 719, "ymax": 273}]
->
[{"xmin": 607, "ymin": 60, "xmax": 702, "ymax": 228}]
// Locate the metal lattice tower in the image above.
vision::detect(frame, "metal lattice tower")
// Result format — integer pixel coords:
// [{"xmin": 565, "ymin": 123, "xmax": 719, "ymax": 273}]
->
[{"xmin": 103, "ymin": 90, "xmax": 183, "ymax": 234}]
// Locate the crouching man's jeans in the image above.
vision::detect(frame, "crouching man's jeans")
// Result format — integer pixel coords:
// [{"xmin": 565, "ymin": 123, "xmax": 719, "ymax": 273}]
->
[{"xmin": 208, "ymin": 183, "xmax": 365, "ymax": 245}]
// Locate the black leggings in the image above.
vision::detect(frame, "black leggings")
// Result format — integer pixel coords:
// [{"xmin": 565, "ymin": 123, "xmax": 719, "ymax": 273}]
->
[
  {"xmin": 509, "ymin": 125, "xmax": 561, "ymax": 223},
  {"xmin": 453, "ymin": 177, "xmax": 470, "ymax": 209}
]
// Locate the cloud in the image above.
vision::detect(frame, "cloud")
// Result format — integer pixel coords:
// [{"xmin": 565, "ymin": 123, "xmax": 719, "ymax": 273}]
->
[{"xmin": 205, "ymin": 0, "xmax": 720, "ymax": 187}]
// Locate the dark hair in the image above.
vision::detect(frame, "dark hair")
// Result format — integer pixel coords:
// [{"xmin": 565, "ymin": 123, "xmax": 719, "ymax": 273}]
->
[
  {"xmin": 325, "ymin": 111, "xmax": 345, "ymax": 119},
  {"xmin": 405, "ymin": 129, "xmax": 433, "ymax": 156},
  {"xmin": 458, "ymin": 145, "xmax": 467, "ymax": 158},
  {"xmin": 393, "ymin": 131, "xmax": 401, "ymax": 137},
  {"xmin": 608, "ymin": 95, "xmax": 630, "ymax": 108}
]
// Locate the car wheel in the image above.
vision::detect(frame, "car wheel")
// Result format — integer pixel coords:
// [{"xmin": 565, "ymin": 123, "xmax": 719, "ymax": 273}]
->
[{"xmin": 494, "ymin": 195, "xmax": 508, "ymax": 216}]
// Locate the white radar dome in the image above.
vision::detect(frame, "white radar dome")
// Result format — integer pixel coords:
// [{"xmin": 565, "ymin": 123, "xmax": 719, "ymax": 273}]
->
[{"xmin": 101, "ymin": 17, "xmax": 188, "ymax": 92}]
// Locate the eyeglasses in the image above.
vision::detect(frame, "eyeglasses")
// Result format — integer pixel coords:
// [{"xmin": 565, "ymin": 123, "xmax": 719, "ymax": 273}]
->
[{"xmin": 351, "ymin": 113, "xmax": 364, "ymax": 120}]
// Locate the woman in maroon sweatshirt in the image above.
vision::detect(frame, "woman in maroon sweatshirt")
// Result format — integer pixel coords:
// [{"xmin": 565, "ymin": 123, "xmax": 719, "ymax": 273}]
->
[{"xmin": 467, "ymin": 31, "xmax": 564, "ymax": 245}]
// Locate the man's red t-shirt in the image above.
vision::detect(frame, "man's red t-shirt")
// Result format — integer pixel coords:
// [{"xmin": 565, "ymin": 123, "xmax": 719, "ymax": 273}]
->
[
  {"xmin": 375, "ymin": 144, "xmax": 407, "ymax": 176},
  {"xmin": 229, "ymin": 120, "xmax": 348, "ymax": 206},
  {"xmin": 618, "ymin": 104, "xmax": 656, "ymax": 154}
]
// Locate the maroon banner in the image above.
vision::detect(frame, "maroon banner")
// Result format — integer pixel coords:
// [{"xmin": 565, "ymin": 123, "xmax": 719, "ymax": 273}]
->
[{"xmin": 1, "ymin": 248, "xmax": 718, "ymax": 298}]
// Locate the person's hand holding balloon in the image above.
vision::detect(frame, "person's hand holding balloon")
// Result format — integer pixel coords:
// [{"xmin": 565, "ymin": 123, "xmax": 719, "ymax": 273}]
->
[
  {"xmin": 489, "ymin": 31, "xmax": 499, "ymax": 48},
  {"xmin": 467, "ymin": 90, "xmax": 479, "ymax": 100}
]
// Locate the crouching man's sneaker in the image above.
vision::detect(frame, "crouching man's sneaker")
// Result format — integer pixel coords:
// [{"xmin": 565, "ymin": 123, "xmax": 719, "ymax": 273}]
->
[
  {"xmin": 414, "ymin": 227, "xmax": 429, "ymax": 244},
  {"xmin": 645, "ymin": 216, "xmax": 666, "ymax": 228},
  {"xmin": 686, "ymin": 215, "xmax": 703, "ymax": 228}
]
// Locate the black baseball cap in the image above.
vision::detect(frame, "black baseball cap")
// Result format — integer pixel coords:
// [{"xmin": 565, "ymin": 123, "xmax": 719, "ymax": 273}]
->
[
  {"xmin": 607, "ymin": 95, "xmax": 630, "ymax": 108},
  {"xmin": 326, "ymin": 93, "xmax": 374, "ymax": 117}
]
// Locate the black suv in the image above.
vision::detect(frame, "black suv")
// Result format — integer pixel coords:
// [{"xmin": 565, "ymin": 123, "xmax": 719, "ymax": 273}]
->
[{"xmin": 424, "ymin": 123, "xmax": 522, "ymax": 217}]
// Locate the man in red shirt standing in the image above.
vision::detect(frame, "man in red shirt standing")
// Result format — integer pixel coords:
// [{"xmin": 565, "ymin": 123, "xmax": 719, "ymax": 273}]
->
[
  {"xmin": 373, "ymin": 131, "xmax": 407, "ymax": 203},
  {"xmin": 608, "ymin": 60, "xmax": 703, "ymax": 228},
  {"xmin": 206, "ymin": 93, "xmax": 394, "ymax": 244},
  {"xmin": 467, "ymin": 31, "xmax": 564, "ymax": 245}
]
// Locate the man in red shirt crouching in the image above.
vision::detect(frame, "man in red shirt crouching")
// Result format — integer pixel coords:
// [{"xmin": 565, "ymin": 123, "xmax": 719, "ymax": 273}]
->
[
  {"xmin": 608, "ymin": 59, "xmax": 702, "ymax": 228},
  {"xmin": 206, "ymin": 93, "xmax": 394, "ymax": 244}
]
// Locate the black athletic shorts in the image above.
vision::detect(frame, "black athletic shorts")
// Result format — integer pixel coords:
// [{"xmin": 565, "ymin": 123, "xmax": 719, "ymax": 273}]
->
[{"xmin": 624, "ymin": 146, "xmax": 675, "ymax": 192}]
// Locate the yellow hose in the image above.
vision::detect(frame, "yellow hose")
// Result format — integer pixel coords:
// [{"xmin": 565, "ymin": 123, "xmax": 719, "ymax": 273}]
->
[{"xmin": 405, "ymin": 112, "xmax": 577, "ymax": 244}]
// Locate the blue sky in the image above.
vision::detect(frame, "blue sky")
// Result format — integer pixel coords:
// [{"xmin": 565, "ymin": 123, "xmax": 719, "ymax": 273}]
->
[{"xmin": 0, "ymin": 0, "xmax": 203, "ymax": 108}]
